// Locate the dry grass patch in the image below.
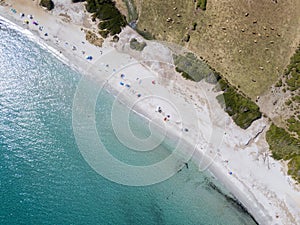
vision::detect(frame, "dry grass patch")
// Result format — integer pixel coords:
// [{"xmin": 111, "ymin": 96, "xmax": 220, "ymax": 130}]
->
[{"xmin": 136, "ymin": 0, "xmax": 300, "ymax": 99}]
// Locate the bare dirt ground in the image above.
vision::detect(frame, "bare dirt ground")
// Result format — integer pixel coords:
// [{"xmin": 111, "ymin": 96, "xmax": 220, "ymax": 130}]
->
[{"xmin": 136, "ymin": 0, "xmax": 300, "ymax": 101}]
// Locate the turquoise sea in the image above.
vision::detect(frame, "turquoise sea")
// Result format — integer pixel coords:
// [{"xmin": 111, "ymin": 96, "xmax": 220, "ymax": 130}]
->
[{"xmin": 0, "ymin": 18, "xmax": 258, "ymax": 225}]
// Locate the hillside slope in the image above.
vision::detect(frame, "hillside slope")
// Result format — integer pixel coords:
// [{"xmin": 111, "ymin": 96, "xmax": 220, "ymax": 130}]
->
[{"xmin": 135, "ymin": 0, "xmax": 300, "ymax": 99}]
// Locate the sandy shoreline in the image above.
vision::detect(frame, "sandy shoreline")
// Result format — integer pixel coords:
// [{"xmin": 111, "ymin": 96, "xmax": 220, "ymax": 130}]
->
[{"xmin": 1, "ymin": 0, "xmax": 300, "ymax": 224}]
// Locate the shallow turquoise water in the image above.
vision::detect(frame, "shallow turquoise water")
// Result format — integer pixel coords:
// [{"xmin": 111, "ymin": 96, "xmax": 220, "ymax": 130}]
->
[{"xmin": 0, "ymin": 19, "xmax": 258, "ymax": 225}]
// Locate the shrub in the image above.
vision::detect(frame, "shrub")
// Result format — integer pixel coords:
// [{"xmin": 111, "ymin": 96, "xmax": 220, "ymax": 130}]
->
[
  {"xmin": 285, "ymin": 46, "xmax": 300, "ymax": 92},
  {"xmin": 266, "ymin": 124, "xmax": 300, "ymax": 160},
  {"xmin": 216, "ymin": 83, "xmax": 262, "ymax": 129},
  {"xmin": 40, "ymin": 0, "xmax": 54, "ymax": 10},
  {"xmin": 266, "ymin": 124, "xmax": 300, "ymax": 182},
  {"xmin": 85, "ymin": 0, "xmax": 127, "ymax": 37},
  {"xmin": 173, "ymin": 53, "xmax": 217, "ymax": 83},
  {"xmin": 288, "ymin": 117, "xmax": 300, "ymax": 136},
  {"xmin": 275, "ymin": 79, "xmax": 282, "ymax": 87},
  {"xmin": 196, "ymin": 0, "xmax": 207, "ymax": 10},
  {"xmin": 288, "ymin": 156, "xmax": 300, "ymax": 183},
  {"xmin": 135, "ymin": 28, "xmax": 155, "ymax": 40}
]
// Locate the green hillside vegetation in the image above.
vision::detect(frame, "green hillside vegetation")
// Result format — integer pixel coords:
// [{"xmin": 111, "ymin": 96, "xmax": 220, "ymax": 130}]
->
[
  {"xmin": 216, "ymin": 79, "xmax": 262, "ymax": 129},
  {"xmin": 288, "ymin": 156, "xmax": 300, "ymax": 183},
  {"xmin": 272, "ymin": 46, "xmax": 300, "ymax": 138},
  {"xmin": 135, "ymin": 29, "xmax": 155, "ymax": 40},
  {"xmin": 285, "ymin": 47, "xmax": 300, "ymax": 137},
  {"xmin": 85, "ymin": 0, "xmax": 127, "ymax": 37},
  {"xmin": 173, "ymin": 52, "xmax": 261, "ymax": 129},
  {"xmin": 266, "ymin": 124, "xmax": 300, "ymax": 182},
  {"xmin": 173, "ymin": 53, "xmax": 219, "ymax": 83},
  {"xmin": 287, "ymin": 117, "xmax": 300, "ymax": 137},
  {"xmin": 285, "ymin": 46, "xmax": 300, "ymax": 104},
  {"xmin": 40, "ymin": 0, "xmax": 54, "ymax": 10}
]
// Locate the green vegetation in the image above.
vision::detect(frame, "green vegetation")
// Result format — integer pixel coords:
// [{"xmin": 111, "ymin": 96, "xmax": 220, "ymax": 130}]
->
[
  {"xmin": 287, "ymin": 117, "xmax": 300, "ymax": 137},
  {"xmin": 284, "ymin": 45, "xmax": 300, "ymax": 92},
  {"xmin": 173, "ymin": 52, "xmax": 261, "ymax": 129},
  {"xmin": 129, "ymin": 38, "xmax": 147, "ymax": 51},
  {"xmin": 196, "ymin": 0, "xmax": 207, "ymax": 10},
  {"xmin": 173, "ymin": 53, "xmax": 219, "ymax": 83},
  {"xmin": 286, "ymin": 71, "xmax": 300, "ymax": 91},
  {"xmin": 135, "ymin": 28, "xmax": 155, "ymax": 40},
  {"xmin": 85, "ymin": 0, "xmax": 127, "ymax": 38},
  {"xmin": 266, "ymin": 124, "xmax": 300, "ymax": 182},
  {"xmin": 286, "ymin": 46, "xmax": 300, "ymax": 75},
  {"xmin": 273, "ymin": 46, "xmax": 300, "ymax": 139},
  {"xmin": 288, "ymin": 156, "xmax": 300, "ymax": 182},
  {"xmin": 192, "ymin": 22, "xmax": 197, "ymax": 31},
  {"xmin": 183, "ymin": 33, "xmax": 190, "ymax": 42},
  {"xmin": 275, "ymin": 79, "xmax": 282, "ymax": 87},
  {"xmin": 216, "ymin": 79, "xmax": 262, "ymax": 129},
  {"xmin": 266, "ymin": 124, "xmax": 300, "ymax": 160},
  {"xmin": 40, "ymin": 0, "xmax": 54, "ymax": 10}
]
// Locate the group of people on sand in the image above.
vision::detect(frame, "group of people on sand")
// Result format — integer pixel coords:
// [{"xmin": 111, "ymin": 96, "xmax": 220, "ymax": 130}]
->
[
  {"xmin": 156, "ymin": 106, "xmax": 171, "ymax": 122},
  {"xmin": 119, "ymin": 73, "xmax": 142, "ymax": 98},
  {"xmin": 10, "ymin": 8, "xmax": 93, "ymax": 62},
  {"xmin": 17, "ymin": 11, "xmax": 48, "ymax": 36}
]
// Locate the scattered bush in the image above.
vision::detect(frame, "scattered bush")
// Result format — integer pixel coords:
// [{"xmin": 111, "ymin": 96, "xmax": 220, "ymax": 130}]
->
[
  {"xmin": 216, "ymin": 80, "xmax": 262, "ymax": 129},
  {"xmin": 85, "ymin": 0, "xmax": 127, "ymax": 37},
  {"xmin": 196, "ymin": 0, "xmax": 207, "ymax": 10},
  {"xmin": 192, "ymin": 22, "xmax": 197, "ymax": 30},
  {"xmin": 288, "ymin": 156, "xmax": 300, "ymax": 183},
  {"xmin": 183, "ymin": 33, "xmax": 190, "ymax": 42},
  {"xmin": 40, "ymin": 0, "xmax": 54, "ymax": 10},
  {"xmin": 135, "ymin": 28, "xmax": 155, "ymax": 40},
  {"xmin": 275, "ymin": 79, "xmax": 282, "ymax": 87},
  {"xmin": 266, "ymin": 124, "xmax": 300, "ymax": 182},
  {"xmin": 173, "ymin": 52, "xmax": 260, "ymax": 129},
  {"xmin": 285, "ymin": 99, "xmax": 292, "ymax": 106},
  {"xmin": 285, "ymin": 46, "xmax": 300, "ymax": 91},
  {"xmin": 287, "ymin": 117, "xmax": 300, "ymax": 137},
  {"xmin": 173, "ymin": 53, "xmax": 218, "ymax": 83},
  {"xmin": 266, "ymin": 124, "xmax": 300, "ymax": 160}
]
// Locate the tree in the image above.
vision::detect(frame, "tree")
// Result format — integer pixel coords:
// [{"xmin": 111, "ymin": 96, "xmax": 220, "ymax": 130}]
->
[{"xmin": 40, "ymin": 0, "xmax": 55, "ymax": 11}]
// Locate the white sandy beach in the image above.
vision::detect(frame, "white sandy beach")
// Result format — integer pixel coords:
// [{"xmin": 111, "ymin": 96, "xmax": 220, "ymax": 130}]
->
[{"xmin": 1, "ymin": 0, "xmax": 300, "ymax": 224}]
